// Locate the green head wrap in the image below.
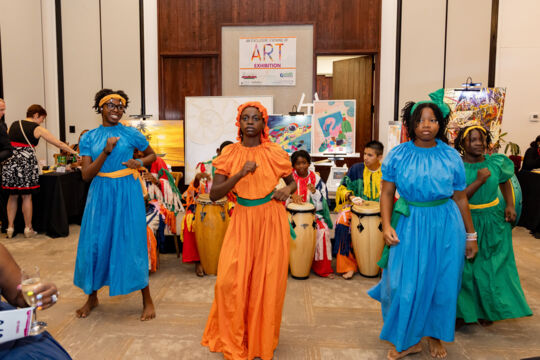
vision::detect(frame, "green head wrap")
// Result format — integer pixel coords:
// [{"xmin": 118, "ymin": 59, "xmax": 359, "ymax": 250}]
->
[{"xmin": 410, "ymin": 88, "xmax": 450, "ymax": 118}]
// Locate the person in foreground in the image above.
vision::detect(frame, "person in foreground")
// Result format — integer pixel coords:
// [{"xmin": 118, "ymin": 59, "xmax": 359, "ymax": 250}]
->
[
  {"xmin": 201, "ymin": 101, "xmax": 297, "ymax": 359},
  {"xmin": 455, "ymin": 125, "xmax": 531, "ymax": 325},
  {"xmin": 73, "ymin": 89, "xmax": 156, "ymax": 321},
  {"xmin": 0, "ymin": 243, "xmax": 70, "ymax": 359},
  {"xmin": 367, "ymin": 89, "xmax": 478, "ymax": 360}
]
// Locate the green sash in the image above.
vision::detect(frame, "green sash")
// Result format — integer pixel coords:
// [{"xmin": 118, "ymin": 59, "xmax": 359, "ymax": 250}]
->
[
  {"xmin": 236, "ymin": 192, "xmax": 297, "ymax": 240},
  {"xmin": 377, "ymin": 197, "xmax": 450, "ymax": 269}
]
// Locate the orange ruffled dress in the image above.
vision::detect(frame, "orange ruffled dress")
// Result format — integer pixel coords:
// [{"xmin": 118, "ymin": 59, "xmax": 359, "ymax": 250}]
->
[{"xmin": 201, "ymin": 141, "xmax": 292, "ymax": 360}]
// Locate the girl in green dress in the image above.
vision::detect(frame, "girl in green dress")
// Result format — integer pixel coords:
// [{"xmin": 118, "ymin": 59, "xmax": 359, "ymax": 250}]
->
[{"xmin": 455, "ymin": 125, "xmax": 532, "ymax": 325}]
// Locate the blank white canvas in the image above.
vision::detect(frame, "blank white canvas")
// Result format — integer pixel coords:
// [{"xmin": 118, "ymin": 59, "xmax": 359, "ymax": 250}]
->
[{"xmin": 184, "ymin": 96, "xmax": 274, "ymax": 184}]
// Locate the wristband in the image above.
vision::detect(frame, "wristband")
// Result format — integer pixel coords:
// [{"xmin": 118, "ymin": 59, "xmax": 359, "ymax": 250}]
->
[
  {"xmin": 466, "ymin": 237, "xmax": 477, "ymax": 242},
  {"xmin": 136, "ymin": 159, "xmax": 144, "ymax": 167}
]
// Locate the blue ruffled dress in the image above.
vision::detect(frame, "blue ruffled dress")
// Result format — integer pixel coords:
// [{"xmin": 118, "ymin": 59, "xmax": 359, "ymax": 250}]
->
[
  {"xmin": 74, "ymin": 124, "xmax": 149, "ymax": 296},
  {"xmin": 368, "ymin": 140, "xmax": 467, "ymax": 351}
]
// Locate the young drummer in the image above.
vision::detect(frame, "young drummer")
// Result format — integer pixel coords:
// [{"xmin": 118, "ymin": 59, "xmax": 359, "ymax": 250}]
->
[
  {"xmin": 289, "ymin": 150, "xmax": 334, "ymax": 277},
  {"xmin": 333, "ymin": 140, "xmax": 384, "ymax": 279}
]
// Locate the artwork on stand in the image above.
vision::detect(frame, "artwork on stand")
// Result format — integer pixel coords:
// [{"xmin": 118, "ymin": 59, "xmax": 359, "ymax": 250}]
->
[
  {"xmin": 312, "ymin": 100, "xmax": 356, "ymax": 155},
  {"xmin": 121, "ymin": 120, "xmax": 184, "ymax": 167},
  {"xmin": 267, "ymin": 115, "xmax": 311, "ymax": 153},
  {"xmin": 387, "ymin": 122, "xmax": 402, "ymax": 152},
  {"xmin": 184, "ymin": 96, "xmax": 273, "ymax": 183},
  {"xmin": 444, "ymin": 88, "xmax": 506, "ymax": 149}
]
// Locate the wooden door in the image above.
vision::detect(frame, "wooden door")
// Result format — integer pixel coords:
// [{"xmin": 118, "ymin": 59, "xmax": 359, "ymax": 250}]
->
[{"xmin": 332, "ymin": 56, "xmax": 373, "ymax": 153}]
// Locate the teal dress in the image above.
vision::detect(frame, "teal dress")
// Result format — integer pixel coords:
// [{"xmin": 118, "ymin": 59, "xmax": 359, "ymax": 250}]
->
[
  {"xmin": 74, "ymin": 124, "xmax": 149, "ymax": 296},
  {"xmin": 368, "ymin": 140, "xmax": 467, "ymax": 352},
  {"xmin": 457, "ymin": 154, "xmax": 532, "ymax": 322}
]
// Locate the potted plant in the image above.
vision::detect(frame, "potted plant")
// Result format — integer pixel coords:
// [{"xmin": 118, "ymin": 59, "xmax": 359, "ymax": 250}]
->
[{"xmin": 504, "ymin": 141, "xmax": 522, "ymax": 173}]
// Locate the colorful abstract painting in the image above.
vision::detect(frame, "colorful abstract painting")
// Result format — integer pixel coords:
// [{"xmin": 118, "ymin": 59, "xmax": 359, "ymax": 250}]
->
[
  {"xmin": 121, "ymin": 120, "xmax": 184, "ymax": 167},
  {"xmin": 444, "ymin": 88, "xmax": 506, "ymax": 149},
  {"xmin": 268, "ymin": 115, "xmax": 311, "ymax": 153},
  {"xmin": 312, "ymin": 100, "xmax": 356, "ymax": 155}
]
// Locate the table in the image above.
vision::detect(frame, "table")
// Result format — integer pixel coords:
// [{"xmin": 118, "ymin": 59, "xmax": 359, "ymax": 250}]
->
[
  {"xmin": 517, "ymin": 171, "xmax": 540, "ymax": 235},
  {"xmin": 0, "ymin": 171, "xmax": 89, "ymax": 238}
]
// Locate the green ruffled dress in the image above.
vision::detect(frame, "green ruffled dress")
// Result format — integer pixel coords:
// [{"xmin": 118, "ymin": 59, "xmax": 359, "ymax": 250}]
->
[{"xmin": 457, "ymin": 154, "xmax": 532, "ymax": 322}]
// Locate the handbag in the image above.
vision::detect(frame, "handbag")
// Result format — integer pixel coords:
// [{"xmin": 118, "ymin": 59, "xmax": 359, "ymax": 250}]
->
[{"xmin": 19, "ymin": 120, "xmax": 43, "ymax": 175}]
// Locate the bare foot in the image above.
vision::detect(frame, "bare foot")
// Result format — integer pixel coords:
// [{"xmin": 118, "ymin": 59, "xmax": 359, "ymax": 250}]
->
[
  {"xmin": 327, "ymin": 273, "xmax": 335, "ymax": 279},
  {"xmin": 387, "ymin": 342, "xmax": 422, "ymax": 360},
  {"xmin": 195, "ymin": 262, "xmax": 204, "ymax": 277},
  {"xmin": 76, "ymin": 292, "xmax": 98, "ymax": 318},
  {"xmin": 140, "ymin": 286, "xmax": 156, "ymax": 321},
  {"xmin": 342, "ymin": 270, "xmax": 354, "ymax": 280},
  {"xmin": 428, "ymin": 337, "xmax": 447, "ymax": 358},
  {"xmin": 141, "ymin": 301, "xmax": 156, "ymax": 321}
]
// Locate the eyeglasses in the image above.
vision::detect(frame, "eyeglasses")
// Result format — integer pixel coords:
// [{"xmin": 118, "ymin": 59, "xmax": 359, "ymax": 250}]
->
[{"xmin": 104, "ymin": 102, "xmax": 125, "ymax": 112}]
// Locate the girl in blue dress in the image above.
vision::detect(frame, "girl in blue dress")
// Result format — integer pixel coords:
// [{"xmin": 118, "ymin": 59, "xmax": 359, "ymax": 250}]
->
[
  {"xmin": 74, "ymin": 89, "xmax": 157, "ymax": 321},
  {"xmin": 368, "ymin": 89, "xmax": 478, "ymax": 359}
]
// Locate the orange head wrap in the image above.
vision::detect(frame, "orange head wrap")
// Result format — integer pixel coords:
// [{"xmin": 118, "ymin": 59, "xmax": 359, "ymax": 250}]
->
[{"xmin": 235, "ymin": 101, "xmax": 270, "ymax": 143}]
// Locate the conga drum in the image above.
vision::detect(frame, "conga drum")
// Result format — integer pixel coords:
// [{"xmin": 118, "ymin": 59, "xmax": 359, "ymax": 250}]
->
[
  {"xmin": 193, "ymin": 194, "xmax": 230, "ymax": 275},
  {"xmin": 497, "ymin": 174, "xmax": 523, "ymax": 227},
  {"xmin": 287, "ymin": 202, "xmax": 316, "ymax": 279},
  {"xmin": 350, "ymin": 201, "xmax": 384, "ymax": 277}
]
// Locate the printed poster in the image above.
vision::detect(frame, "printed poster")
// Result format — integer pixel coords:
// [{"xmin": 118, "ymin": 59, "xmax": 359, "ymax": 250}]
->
[
  {"xmin": 444, "ymin": 88, "xmax": 506, "ymax": 149},
  {"xmin": 312, "ymin": 100, "xmax": 356, "ymax": 155},
  {"xmin": 268, "ymin": 115, "xmax": 311, "ymax": 154},
  {"xmin": 239, "ymin": 37, "xmax": 296, "ymax": 86}
]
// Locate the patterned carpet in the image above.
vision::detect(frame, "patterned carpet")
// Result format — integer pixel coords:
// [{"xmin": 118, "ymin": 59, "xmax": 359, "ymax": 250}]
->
[{"xmin": 2, "ymin": 225, "xmax": 539, "ymax": 359}]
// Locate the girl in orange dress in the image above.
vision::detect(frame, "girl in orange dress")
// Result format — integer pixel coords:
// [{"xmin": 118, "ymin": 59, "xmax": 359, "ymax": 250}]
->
[{"xmin": 201, "ymin": 102, "xmax": 297, "ymax": 360}]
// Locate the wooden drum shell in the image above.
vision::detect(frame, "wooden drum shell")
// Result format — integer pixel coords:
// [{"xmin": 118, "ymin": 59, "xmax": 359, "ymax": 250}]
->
[
  {"xmin": 193, "ymin": 194, "xmax": 230, "ymax": 275},
  {"xmin": 350, "ymin": 201, "xmax": 384, "ymax": 277}
]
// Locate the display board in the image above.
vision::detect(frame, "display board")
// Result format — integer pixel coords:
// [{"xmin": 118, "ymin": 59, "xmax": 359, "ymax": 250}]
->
[
  {"xmin": 267, "ymin": 115, "xmax": 311, "ymax": 154},
  {"xmin": 444, "ymin": 88, "xmax": 506, "ymax": 149},
  {"xmin": 184, "ymin": 96, "xmax": 273, "ymax": 184},
  {"xmin": 239, "ymin": 36, "xmax": 296, "ymax": 86},
  {"xmin": 121, "ymin": 120, "xmax": 184, "ymax": 167},
  {"xmin": 312, "ymin": 100, "xmax": 356, "ymax": 155}
]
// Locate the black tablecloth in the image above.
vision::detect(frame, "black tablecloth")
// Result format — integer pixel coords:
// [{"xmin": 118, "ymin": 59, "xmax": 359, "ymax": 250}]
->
[
  {"xmin": 517, "ymin": 171, "xmax": 540, "ymax": 235},
  {"xmin": 0, "ymin": 171, "xmax": 89, "ymax": 238}
]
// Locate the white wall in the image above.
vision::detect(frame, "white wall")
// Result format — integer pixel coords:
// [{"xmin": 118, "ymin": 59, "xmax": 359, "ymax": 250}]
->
[
  {"xmin": 61, "ymin": 0, "xmax": 102, "ymax": 146},
  {"xmin": 496, "ymin": 0, "xmax": 540, "ymax": 155},
  {"xmin": 0, "ymin": 0, "xmax": 48, "ymax": 162}
]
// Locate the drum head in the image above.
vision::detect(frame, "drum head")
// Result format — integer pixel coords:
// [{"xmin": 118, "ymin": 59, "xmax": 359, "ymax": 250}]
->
[
  {"xmin": 287, "ymin": 202, "xmax": 315, "ymax": 212},
  {"xmin": 352, "ymin": 201, "xmax": 380, "ymax": 215},
  {"xmin": 197, "ymin": 193, "xmax": 227, "ymax": 205}
]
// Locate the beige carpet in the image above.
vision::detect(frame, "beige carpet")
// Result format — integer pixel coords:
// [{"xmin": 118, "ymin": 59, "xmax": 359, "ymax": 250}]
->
[{"xmin": 2, "ymin": 225, "xmax": 539, "ymax": 360}]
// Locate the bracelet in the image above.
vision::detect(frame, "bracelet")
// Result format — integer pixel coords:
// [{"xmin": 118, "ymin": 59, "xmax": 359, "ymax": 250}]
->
[
  {"xmin": 136, "ymin": 159, "xmax": 144, "ymax": 167},
  {"xmin": 466, "ymin": 237, "xmax": 477, "ymax": 242}
]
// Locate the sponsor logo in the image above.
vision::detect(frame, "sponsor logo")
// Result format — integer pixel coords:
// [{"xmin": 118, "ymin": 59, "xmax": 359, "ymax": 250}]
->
[
  {"xmin": 242, "ymin": 75, "xmax": 257, "ymax": 79},
  {"xmin": 280, "ymin": 72, "xmax": 293, "ymax": 78}
]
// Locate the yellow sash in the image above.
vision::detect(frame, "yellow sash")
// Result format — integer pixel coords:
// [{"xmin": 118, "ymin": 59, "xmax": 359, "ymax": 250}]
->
[
  {"xmin": 469, "ymin": 197, "xmax": 499, "ymax": 209},
  {"xmin": 97, "ymin": 168, "xmax": 147, "ymax": 197}
]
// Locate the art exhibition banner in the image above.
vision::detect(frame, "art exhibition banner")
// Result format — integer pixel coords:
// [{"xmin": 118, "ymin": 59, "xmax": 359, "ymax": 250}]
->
[{"xmin": 239, "ymin": 37, "xmax": 296, "ymax": 86}]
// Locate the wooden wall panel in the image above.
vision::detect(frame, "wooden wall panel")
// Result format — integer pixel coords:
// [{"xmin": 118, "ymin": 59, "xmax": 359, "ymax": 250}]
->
[
  {"xmin": 160, "ymin": 56, "xmax": 218, "ymax": 120},
  {"xmin": 158, "ymin": 0, "xmax": 381, "ymax": 123},
  {"xmin": 316, "ymin": 75, "xmax": 333, "ymax": 100},
  {"xmin": 158, "ymin": 0, "xmax": 381, "ymax": 53}
]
